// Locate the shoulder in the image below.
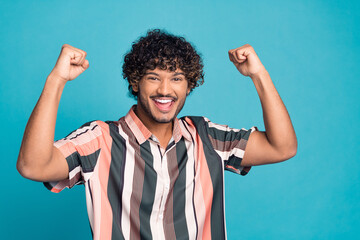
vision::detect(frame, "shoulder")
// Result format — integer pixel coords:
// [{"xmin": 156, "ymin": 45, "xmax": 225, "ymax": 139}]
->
[
  {"xmin": 179, "ymin": 115, "xmax": 205, "ymax": 130},
  {"xmin": 179, "ymin": 116, "xmax": 221, "ymax": 136},
  {"xmin": 180, "ymin": 115, "xmax": 206, "ymax": 124},
  {"xmin": 180, "ymin": 116, "xmax": 229, "ymax": 130},
  {"xmin": 61, "ymin": 119, "xmax": 119, "ymax": 143},
  {"xmin": 77, "ymin": 116, "xmax": 127, "ymax": 136},
  {"xmin": 63, "ymin": 120, "xmax": 101, "ymax": 139},
  {"xmin": 85, "ymin": 117, "xmax": 126, "ymax": 131}
]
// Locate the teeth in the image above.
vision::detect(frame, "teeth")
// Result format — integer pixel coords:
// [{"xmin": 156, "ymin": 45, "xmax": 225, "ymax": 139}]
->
[{"xmin": 155, "ymin": 99, "xmax": 172, "ymax": 103}]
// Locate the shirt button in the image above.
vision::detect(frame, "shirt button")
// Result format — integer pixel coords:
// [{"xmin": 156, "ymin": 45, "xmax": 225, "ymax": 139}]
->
[
  {"xmin": 165, "ymin": 184, "xmax": 169, "ymax": 190},
  {"xmin": 159, "ymin": 214, "xmax": 163, "ymax": 220}
]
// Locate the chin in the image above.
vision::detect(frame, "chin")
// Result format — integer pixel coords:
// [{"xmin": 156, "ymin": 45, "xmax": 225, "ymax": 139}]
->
[{"xmin": 152, "ymin": 114, "xmax": 176, "ymax": 124}]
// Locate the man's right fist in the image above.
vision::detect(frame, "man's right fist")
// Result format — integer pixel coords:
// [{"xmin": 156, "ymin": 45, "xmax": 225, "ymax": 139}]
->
[{"xmin": 49, "ymin": 44, "xmax": 89, "ymax": 82}]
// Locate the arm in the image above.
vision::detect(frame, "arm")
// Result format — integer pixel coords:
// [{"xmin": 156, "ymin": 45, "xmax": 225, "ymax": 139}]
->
[
  {"xmin": 228, "ymin": 44, "xmax": 297, "ymax": 166},
  {"xmin": 17, "ymin": 44, "xmax": 89, "ymax": 181}
]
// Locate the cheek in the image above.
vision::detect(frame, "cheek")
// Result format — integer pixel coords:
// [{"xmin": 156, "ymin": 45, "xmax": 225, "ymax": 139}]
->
[
  {"xmin": 139, "ymin": 82, "xmax": 158, "ymax": 95},
  {"xmin": 176, "ymin": 83, "xmax": 190, "ymax": 95},
  {"xmin": 137, "ymin": 84, "xmax": 149, "ymax": 96}
]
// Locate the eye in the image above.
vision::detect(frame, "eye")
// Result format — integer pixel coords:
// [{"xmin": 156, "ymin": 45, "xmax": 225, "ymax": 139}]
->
[
  {"xmin": 172, "ymin": 77, "xmax": 183, "ymax": 81},
  {"xmin": 148, "ymin": 76, "xmax": 159, "ymax": 81}
]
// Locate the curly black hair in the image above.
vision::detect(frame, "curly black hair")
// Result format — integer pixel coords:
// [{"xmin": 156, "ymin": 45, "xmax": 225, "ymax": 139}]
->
[{"xmin": 122, "ymin": 29, "xmax": 204, "ymax": 99}]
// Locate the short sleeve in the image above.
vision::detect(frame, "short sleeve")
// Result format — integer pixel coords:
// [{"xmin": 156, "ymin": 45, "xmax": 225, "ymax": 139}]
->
[
  {"xmin": 204, "ymin": 117, "xmax": 258, "ymax": 176},
  {"xmin": 43, "ymin": 121, "xmax": 104, "ymax": 193}
]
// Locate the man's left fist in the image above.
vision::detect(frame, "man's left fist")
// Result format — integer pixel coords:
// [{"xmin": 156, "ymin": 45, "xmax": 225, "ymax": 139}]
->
[{"xmin": 228, "ymin": 44, "xmax": 266, "ymax": 78}]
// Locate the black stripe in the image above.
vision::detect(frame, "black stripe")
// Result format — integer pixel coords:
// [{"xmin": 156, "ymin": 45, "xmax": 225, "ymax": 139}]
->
[
  {"xmin": 63, "ymin": 121, "xmax": 98, "ymax": 140},
  {"xmin": 69, "ymin": 125, "xmax": 98, "ymax": 140},
  {"xmin": 181, "ymin": 118, "xmax": 199, "ymax": 238},
  {"xmin": 89, "ymin": 221, "xmax": 94, "ymax": 239},
  {"xmin": 226, "ymin": 155, "xmax": 243, "ymax": 170},
  {"xmin": 79, "ymin": 149, "xmax": 100, "ymax": 173},
  {"xmin": 107, "ymin": 122, "xmax": 126, "ymax": 240},
  {"xmin": 166, "ymin": 140, "xmax": 176, "ymax": 151},
  {"xmin": 65, "ymin": 148, "xmax": 100, "ymax": 173},
  {"xmin": 88, "ymin": 181, "xmax": 94, "ymax": 208},
  {"xmin": 207, "ymin": 125, "xmax": 250, "ymax": 142},
  {"xmin": 139, "ymin": 141, "xmax": 157, "ymax": 240},
  {"xmin": 87, "ymin": 180, "xmax": 95, "ymax": 238},
  {"xmin": 43, "ymin": 182, "xmax": 53, "ymax": 191},
  {"xmin": 65, "ymin": 152, "xmax": 81, "ymax": 172},
  {"xmin": 174, "ymin": 138, "xmax": 190, "ymax": 240},
  {"xmin": 189, "ymin": 117, "xmax": 226, "ymax": 240}
]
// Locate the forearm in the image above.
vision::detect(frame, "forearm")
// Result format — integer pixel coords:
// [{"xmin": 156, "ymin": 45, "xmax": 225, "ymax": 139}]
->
[
  {"xmin": 251, "ymin": 70, "xmax": 297, "ymax": 156},
  {"xmin": 17, "ymin": 75, "xmax": 66, "ymax": 176}
]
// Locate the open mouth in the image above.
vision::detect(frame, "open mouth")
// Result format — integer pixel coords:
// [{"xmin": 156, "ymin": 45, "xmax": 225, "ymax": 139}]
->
[{"xmin": 152, "ymin": 98, "xmax": 175, "ymax": 112}]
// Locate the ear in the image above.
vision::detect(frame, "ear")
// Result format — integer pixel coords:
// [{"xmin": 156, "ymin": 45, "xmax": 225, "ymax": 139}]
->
[
  {"xmin": 186, "ymin": 88, "xmax": 191, "ymax": 96},
  {"xmin": 132, "ymin": 83, "xmax": 138, "ymax": 92}
]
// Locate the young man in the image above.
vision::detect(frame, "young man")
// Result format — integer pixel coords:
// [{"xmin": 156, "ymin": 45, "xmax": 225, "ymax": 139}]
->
[{"xmin": 17, "ymin": 29, "xmax": 297, "ymax": 240}]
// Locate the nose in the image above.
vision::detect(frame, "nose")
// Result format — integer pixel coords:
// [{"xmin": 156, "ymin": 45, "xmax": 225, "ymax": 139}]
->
[{"xmin": 157, "ymin": 79, "xmax": 173, "ymax": 96}]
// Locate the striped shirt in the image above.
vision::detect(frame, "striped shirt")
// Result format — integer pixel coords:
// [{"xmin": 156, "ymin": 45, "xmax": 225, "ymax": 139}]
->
[{"xmin": 44, "ymin": 105, "xmax": 257, "ymax": 240}]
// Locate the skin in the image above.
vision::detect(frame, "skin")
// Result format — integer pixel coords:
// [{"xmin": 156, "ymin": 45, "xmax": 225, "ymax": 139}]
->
[
  {"xmin": 17, "ymin": 43, "xmax": 297, "ymax": 183},
  {"xmin": 228, "ymin": 44, "xmax": 297, "ymax": 166},
  {"xmin": 17, "ymin": 44, "xmax": 88, "ymax": 181},
  {"xmin": 132, "ymin": 69, "xmax": 190, "ymax": 148}
]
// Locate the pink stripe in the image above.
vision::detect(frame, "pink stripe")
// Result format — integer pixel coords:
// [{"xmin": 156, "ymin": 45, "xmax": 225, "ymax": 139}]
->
[
  {"xmin": 128, "ymin": 107, "xmax": 152, "ymax": 141},
  {"xmin": 186, "ymin": 117, "xmax": 213, "ymax": 240},
  {"xmin": 96, "ymin": 121, "xmax": 113, "ymax": 240}
]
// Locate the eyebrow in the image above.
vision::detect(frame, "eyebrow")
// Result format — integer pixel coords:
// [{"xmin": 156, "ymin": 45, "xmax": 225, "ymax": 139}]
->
[
  {"xmin": 145, "ymin": 72, "xmax": 160, "ymax": 76},
  {"xmin": 145, "ymin": 72, "xmax": 185, "ymax": 76},
  {"xmin": 173, "ymin": 72, "xmax": 185, "ymax": 76}
]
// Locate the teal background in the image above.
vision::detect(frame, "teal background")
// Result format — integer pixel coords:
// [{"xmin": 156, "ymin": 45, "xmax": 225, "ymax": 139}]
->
[{"xmin": 1, "ymin": 0, "xmax": 359, "ymax": 239}]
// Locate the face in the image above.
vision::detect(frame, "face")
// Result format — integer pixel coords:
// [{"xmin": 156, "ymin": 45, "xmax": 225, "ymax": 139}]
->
[{"xmin": 133, "ymin": 67, "xmax": 190, "ymax": 124}]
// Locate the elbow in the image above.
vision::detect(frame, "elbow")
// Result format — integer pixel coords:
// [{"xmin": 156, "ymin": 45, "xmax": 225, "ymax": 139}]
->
[
  {"xmin": 16, "ymin": 154, "xmax": 42, "ymax": 181},
  {"xmin": 16, "ymin": 155, "xmax": 32, "ymax": 180},
  {"xmin": 287, "ymin": 146, "xmax": 297, "ymax": 159},
  {"xmin": 281, "ymin": 141, "xmax": 298, "ymax": 161},
  {"xmin": 290, "ymin": 137, "xmax": 298, "ymax": 158},
  {"xmin": 273, "ymin": 137, "xmax": 297, "ymax": 163},
  {"xmin": 17, "ymin": 152, "xmax": 25, "ymax": 176}
]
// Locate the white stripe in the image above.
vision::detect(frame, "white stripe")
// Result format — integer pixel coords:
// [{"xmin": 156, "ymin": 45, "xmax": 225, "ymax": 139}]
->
[
  {"xmin": 88, "ymin": 150, "xmax": 102, "ymax": 240},
  {"xmin": 119, "ymin": 126, "xmax": 134, "ymax": 240},
  {"xmin": 207, "ymin": 121, "xmax": 244, "ymax": 133},
  {"xmin": 232, "ymin": 147, "xmax": 246, "ymax": 159},
  {"xmin": 69, "ymin": 166, "xmax": 81, "ymax": 179},
  {"xmin": 85, "ymin": 181, "xmax": 94, "ymax": 235},
  {"xmin": 220, "ymin": 151, "xmax": 228, "ymax": 240},
  {"xmin": 82, "ymin": 171, "xmax": 93, "ymax": 182},
  {"xmin": 214, "ymin": 149, "xmax": 230, "ymax": 161},
  {"xmin": 215, "ymin": 147, "xmax": 245, "ymax": 161},
  {"xmin": 149, "ymin": 142, "xmax": 166, "ymax": 240},
  {"xmin": 83, "ymin": 154, "xmax": 101, "ymax": 236},
  {"xmin": 184, "ymin": 139, "xmax": 197, "ymax": 239},
  {"xmin": 55, "ymin": 121, "xmax": 102, "ymax": 147},
  {"xmin": 204, "ymin": 117, "xmax": 252, "ymax": 134}
]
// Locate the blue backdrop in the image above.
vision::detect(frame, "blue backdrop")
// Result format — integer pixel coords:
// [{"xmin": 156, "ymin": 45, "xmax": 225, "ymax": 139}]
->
[{"xmin": 1, "ymin": 0, "xmax": 359, "ymax": 239}]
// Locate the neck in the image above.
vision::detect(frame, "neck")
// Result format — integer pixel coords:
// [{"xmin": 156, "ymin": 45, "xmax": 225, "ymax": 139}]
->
[{"xmin": 134, "ymin": 105, "xmax": 174, "ymax": 148}]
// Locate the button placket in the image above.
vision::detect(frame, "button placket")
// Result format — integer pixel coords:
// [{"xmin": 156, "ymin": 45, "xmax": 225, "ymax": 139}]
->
[
  {"xmin": 158, "ymin": 153, "xmax": 168, "ymax": 220},
  {"xmin": 157, "ymin": 142, "xmax": 175, "ymax": 221}
]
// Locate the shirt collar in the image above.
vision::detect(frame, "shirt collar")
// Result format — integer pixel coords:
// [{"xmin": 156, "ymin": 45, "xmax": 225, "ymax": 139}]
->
[{"xmin": 124, "ymin": 105, "xmax": 192, "ymax": 145}]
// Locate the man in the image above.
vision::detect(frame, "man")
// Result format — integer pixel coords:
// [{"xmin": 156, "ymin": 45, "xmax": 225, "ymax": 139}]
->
[{"xmin": 17, "ymin": 29, "xmax": 297, "ymax": 240}]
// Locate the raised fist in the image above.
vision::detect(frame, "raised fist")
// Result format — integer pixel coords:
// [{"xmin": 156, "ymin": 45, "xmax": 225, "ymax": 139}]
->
[
  {"xmin": 228, "ymin": 44, "xmax": 266, "ymax": 78},
  {"xmin": 49, "ymin": 44, "xmax": 89, "ymax": 82}
]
